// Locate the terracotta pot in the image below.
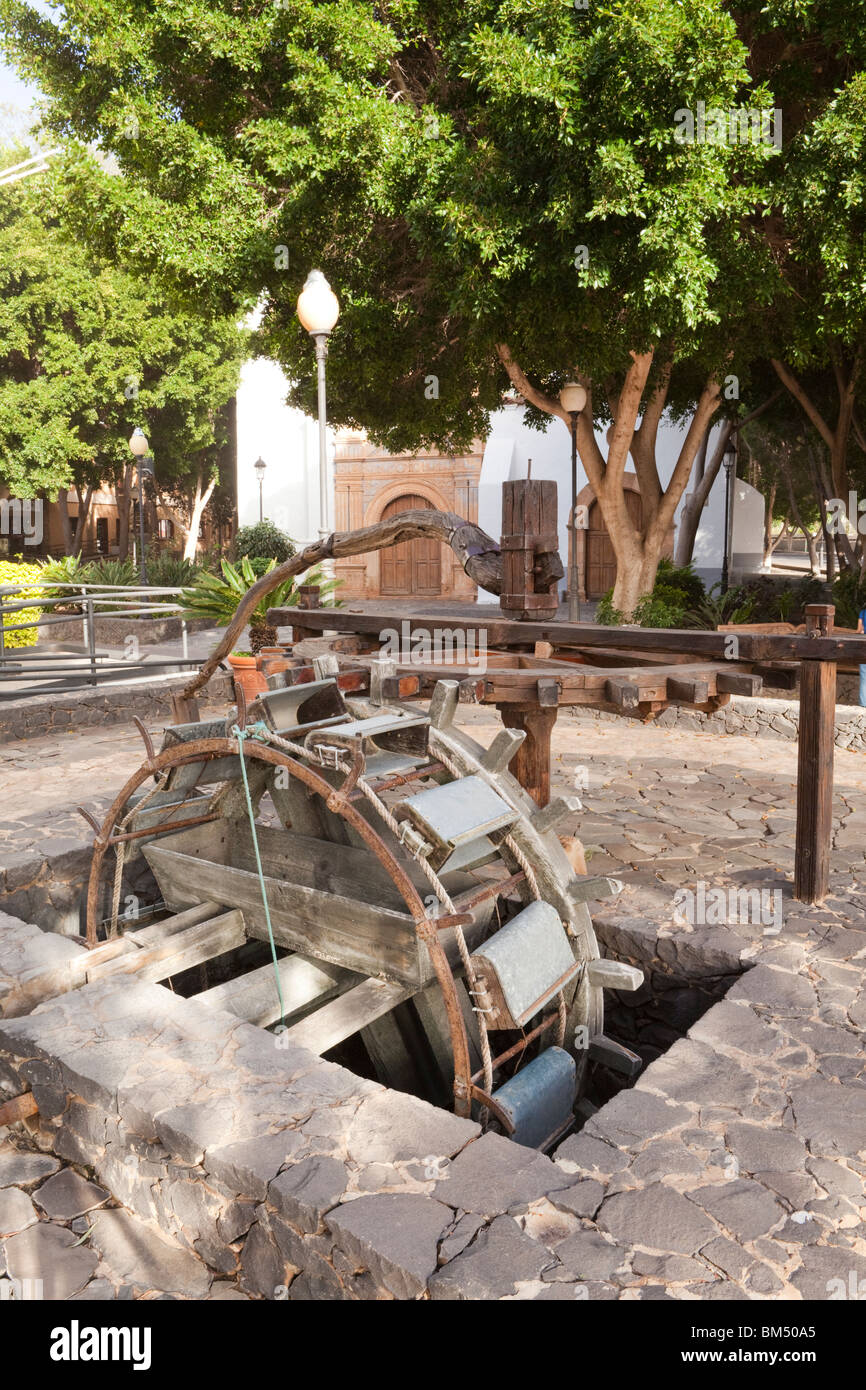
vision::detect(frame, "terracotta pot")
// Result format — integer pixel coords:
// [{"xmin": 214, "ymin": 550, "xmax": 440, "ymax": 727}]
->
[
  {"xmin": 256, "ymin": 646, "xmax": 292, "ymax": 680},
  {"xmin": 227, "ymin": 652, "xmax": 268, "ymax": 703}
]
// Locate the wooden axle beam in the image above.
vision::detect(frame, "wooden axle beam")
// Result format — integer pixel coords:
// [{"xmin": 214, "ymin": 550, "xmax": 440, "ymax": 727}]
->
[{"xmin": 268, "ymin": 606, "xmax": 866, "ymax": 665}]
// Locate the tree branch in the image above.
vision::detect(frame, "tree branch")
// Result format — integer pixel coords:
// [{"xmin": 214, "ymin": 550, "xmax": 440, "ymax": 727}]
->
[
  {"xmin": 771, "ymin": 358, "xmax": 835, "ymax": 451},
  {"xmin": 180, "ymin": 510, "xmax": 501, "ymax": 702},
  {"xmin": 649, "ymin": 375, "xmax": 721, "ymax": 543},
  {"xmin": 605, "ymin": 350, "xmax": 654, "ymax": 489},
  {"xmin": 496, "ymin": 343, "xmax": 570, "ymax": 424}
]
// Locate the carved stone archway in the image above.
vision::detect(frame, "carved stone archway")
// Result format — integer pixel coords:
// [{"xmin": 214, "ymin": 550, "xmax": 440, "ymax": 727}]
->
[
  {"xmin": 569, "ymin": 474, "xmax": 673, "ymax": 601},
  {"xmin": 363, "ymin": 480, "xmax": 454, "ymax": 597}
]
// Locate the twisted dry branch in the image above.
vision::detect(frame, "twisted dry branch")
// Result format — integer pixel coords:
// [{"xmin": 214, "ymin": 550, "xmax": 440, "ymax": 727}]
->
[{"xmin": 179, "ymin": 509, "xmax": 502, "ymax": 703}]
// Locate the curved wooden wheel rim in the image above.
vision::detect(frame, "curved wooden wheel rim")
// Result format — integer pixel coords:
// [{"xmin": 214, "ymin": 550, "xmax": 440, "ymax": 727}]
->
[{"xmin": 84, "ymin": 736, "xmax": 475, "ymax": 1117}]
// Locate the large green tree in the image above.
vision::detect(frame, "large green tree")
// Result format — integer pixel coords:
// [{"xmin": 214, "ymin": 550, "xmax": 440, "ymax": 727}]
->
[
  {"xmin": 5, "ymin": 1, "xmax": 862, "ymax": 608},
  {"xmin": 0, "ymin": 145, "xmax": 246, "ymax": 556}
]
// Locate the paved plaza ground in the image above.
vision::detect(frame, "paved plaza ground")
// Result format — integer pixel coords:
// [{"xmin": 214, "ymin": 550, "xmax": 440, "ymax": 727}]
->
[{"xmin": 1, "ymin": 697, "xmax": 865, "ymax": 1299}]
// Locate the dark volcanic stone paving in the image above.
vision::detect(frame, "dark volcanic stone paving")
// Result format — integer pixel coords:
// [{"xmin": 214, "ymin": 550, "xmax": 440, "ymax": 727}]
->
[{"xmin": 0, "ymin": 701, "xmax": 864, "ymax": 1299}]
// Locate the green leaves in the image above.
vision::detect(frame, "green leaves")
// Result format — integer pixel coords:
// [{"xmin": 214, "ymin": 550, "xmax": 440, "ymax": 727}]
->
[
  {"xmin": 0, "ymin": 144, "xmax": 246, "ymax": 502},
  {"xmin": 180, "ymin": 557, "xmax": 338, "ymax": 630}
]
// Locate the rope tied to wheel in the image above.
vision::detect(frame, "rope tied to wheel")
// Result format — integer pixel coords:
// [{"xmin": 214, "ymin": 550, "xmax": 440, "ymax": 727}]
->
[
  {"xmin": 231, "ymin": 724, "xmax": 286, "ymax": 1027},
  {"xmin": 239, "ymin": 719, "xmax": 498, "ymax": 1101}
]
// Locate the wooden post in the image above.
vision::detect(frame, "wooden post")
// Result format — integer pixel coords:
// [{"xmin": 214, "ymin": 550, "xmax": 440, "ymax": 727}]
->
[
  {"xmin": 170, "ymin": 693, "xmax": 201, "ymax": 725},
  {"xmin": 497, "ymin": 702, "xmax": 558, "ymax": 807},
  {"xmin": 292, "ymin": 583, "xmax": 321, "ymax": 644},
  {"xmin": 795, "ymin": 604, "xmax": 836, "ymax": 905},
  {"xmin": 499, "ymin": 480, "xmax": 562, "ymax": 621}
]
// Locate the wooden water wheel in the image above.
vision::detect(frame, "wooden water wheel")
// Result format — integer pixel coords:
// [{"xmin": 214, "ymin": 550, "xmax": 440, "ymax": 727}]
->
[{"xmin": 83, "ymin": 676, "xmax": 642, "ymax": 1150}]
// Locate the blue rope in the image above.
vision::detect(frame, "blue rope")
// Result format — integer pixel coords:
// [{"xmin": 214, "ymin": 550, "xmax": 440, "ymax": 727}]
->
[{"xmin": 231, "ymin": 724, "xmax": 285, "ymax": 1028}]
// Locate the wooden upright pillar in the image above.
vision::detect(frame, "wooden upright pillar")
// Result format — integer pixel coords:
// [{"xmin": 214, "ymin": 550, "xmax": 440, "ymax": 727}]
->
[
  {"xmin": 497, "ymin": 703, "xmax": 558, "ymax": 807},
  {"xmin": 795, "ymin": 604, "xmax": 836, "ymax": 904},
  {"xmin": 291, "ymin": 583, "xmax": 321, "ymax": 644},
  {"xmin": 499, "ymin": 480, "xmax": 563, "ymax": 621}
]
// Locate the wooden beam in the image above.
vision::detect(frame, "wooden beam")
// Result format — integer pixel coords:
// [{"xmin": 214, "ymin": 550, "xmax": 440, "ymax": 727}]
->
[
  {"xmin": 605, "ymin": 677, "xmax": 641, "ymax": 711},
  {"xmin": 716, "ymin": 671, "xmax": 763, "ymax": 696},
  {"xmin": 268, "ymin": 607, "xmax": 866, "ymax": 664},
  {"xmin": 497, "ymin": 703, "xmax": 558, "ymax": 806},
  {"xmin": 196, "ymin": 954, "xmax": 352, "ymax": 1028},
  {"xmin": 667, "ymin": 674, "xmax": 710, "ymax": 704},
  {"xmin": 753, "ymin": 662, "xmax": 799, "ymax": 690},
  {"xmin": 72, "ymin": 902, "xmax": 223, "ymax": 981},
  {"xmin": 795, "ymin": 606, "xmax": 837, "ymax": 905},
  {"xmin": 85, "ymin": 910, "xmax": 246, "ymax": 985},
  {"xmin": 281, "ymin": 977, "xmax": 414, "ymax": 1055}
]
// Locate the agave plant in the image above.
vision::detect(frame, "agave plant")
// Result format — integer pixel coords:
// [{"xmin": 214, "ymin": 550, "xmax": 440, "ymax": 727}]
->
[
  {"xmin": 37, "ymin": 553, "xmax": 87, "ymax": 611},
  {"xmin": 181, "ymin": 556, "xmax": 340, "ymax": 654},
  {"xmin": 682, "ymin": 583, "xmax": 755, "ymax": 630}
]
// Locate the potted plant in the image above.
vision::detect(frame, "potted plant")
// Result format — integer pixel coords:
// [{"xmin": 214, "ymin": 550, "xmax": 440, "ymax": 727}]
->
[{"xmin": 181, "ymin": 557, "xmax": 339, "ymax": 701}]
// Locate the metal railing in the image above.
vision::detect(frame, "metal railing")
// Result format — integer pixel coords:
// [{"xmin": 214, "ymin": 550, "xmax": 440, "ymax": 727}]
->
[{"xmin": 0, "ymin": 582, "xmax": 204, "ymax": 698}]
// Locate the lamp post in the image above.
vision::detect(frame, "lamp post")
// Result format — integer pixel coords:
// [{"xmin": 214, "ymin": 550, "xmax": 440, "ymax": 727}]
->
[
  {"xmin": 129, "ymin": 427, "xmax": 151, "ymax": 586},
  {"xmin": 296, "ymin": 271, "xmax": 340, "ymax": 552},
  {"xmin": 254, "ymin": 457, "xmax": 266, "ymax": 524},
  {"xmin": 721, "ymin": 436, "xmax": 737, "ymax": 594},
  {"xmin": 559, "ymin": 381, "xmax": 588, "ymax": 622}
]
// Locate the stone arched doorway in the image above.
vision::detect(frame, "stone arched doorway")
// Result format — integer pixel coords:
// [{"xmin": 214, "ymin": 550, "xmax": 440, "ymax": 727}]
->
[
  {"xmin": 379, "ymin": 494, "xmax": 443, "ymax": 596},
  {"xmin": 585, "ymin": 491, "xmax": 642, "ymax": 597},
  {"xmin": 569, "ymin": 474, "xmax": 672, "ymax": 601}
]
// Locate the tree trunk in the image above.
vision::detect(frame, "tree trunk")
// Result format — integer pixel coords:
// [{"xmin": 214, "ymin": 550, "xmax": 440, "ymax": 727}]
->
[
  {"xmin": 762, "ymin": 481, "xmax": 777, "ymax": 566},
  {"xmin": 183, "ymin": 466, "xmax": 217, "ymax": 563},
  {"xmin": 611, "ymin": 550, "xmax": 660, "ymax": 616},
  {"xmin": 116, "ymin": 464, "xmax": 134, "ymax": 561},
  {"xmin": 72, "ymin": 483, "xmax": 94, "ymax": 556},
  {"xmin": 57, "ymin": 488, "xmax": 74, "ymax": 555}
]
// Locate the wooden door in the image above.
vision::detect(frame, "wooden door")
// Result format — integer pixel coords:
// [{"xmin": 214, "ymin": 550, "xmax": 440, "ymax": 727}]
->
[
  {"xmin": 585, "ymin": 491, "xmax": 642, "ymax": 597},
  {"xmin": 379, "ymin": 495, "xmax": 442, "ymax": 596}
]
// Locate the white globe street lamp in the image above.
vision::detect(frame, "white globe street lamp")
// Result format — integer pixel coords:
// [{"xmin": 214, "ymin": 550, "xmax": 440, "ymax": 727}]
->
[
  {"xmin": 128, "ymin": 428, "xmax": 152, "ymax": 585},
  {"xmin": 254, "ymin": 457, "xmax": 267, "ymax": 524},
  {"xmin": 559, "ymin": 381, "xmax": 588, "ymax": 622},
  {"xmin": 297, "ymin": 271, "xmax": 340, "ymax": 554}
]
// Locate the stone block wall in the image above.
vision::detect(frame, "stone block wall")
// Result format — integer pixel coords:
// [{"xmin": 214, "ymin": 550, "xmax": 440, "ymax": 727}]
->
[
  {"xmin": 0, "ymin": 672, "xmax": 232, "ymax": 742},
  {"xmin": 571, "ymin": 695, "xmax": 866, "ymax": 750},
  {"xmin": 2, "ymin": 904, "xmax": 865, "ymax": 1301}
]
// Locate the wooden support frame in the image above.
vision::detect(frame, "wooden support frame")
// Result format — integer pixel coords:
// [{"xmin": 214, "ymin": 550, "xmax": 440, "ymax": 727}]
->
[
  {"xmin": 795, "ymin": 605, "xmax": 837, "ymax": 905},
  {"xmin": 261, "ymin": 602, "xmax": 860, "ymax": 906}
]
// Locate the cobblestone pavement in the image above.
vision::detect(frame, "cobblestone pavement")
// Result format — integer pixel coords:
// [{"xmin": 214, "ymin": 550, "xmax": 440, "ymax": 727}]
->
[
  {"xmin": 3, "ymin": 700, "xmax": 865, "ymax": 864},
  {"xmin": 1, "ymin": 700, "xmax": 865, "ymax": 1300},
  {"xmin": 0, "ymin": 1131, "xmax": 246, "ymax": 1300},
  {"xmin": 0, "ymin": 701, "xmax": 226, "ymax": 862}
]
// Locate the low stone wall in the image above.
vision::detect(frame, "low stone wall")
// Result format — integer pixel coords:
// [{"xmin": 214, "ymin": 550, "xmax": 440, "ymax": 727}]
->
[
  {"xmin": 2, "ymin": 899, "xmax": 864, "ymax": 1301},
  {"xmin": 47, "ymin": 615, "xmax": 209, "ymax": 646},
  {"xmin": 0, "ymin": 841, "xmax": 156, "ymax": 938},
  {"xmin": 0, "ymin": 671, "xmax": 232, "ymax": 742},
  {"xmin": 571, "ymin": 695, "xmax": 866, "ymax": 751}
]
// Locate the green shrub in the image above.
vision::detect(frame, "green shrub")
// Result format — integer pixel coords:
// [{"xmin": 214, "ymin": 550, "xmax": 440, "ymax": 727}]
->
[
  {"xmin": 81, "ymin": 557, "xmax": 137, "ymax": 588},
  {"xmin": 596, "ymin": 583, "xmax": 686, "ymax": 629},
  {"xmin": 36, "ymin": 554, "xmax": 86, "ymax": 611},
  {"xmin": 235, "ymin": 521, "xmax": 296, "ymax": 566},
  {"xmin": 831, "ymin": 570, "xmax": 866, "ymax": 629},
  {"xmin": 683, "ymin": 583, "xmax": 756, "ymax": 629},
  {"xmin": 654, "ymin": 559, "xmax": 706, "ymax": 608},
  {"xmin": 181, "ymin": 557, "xmax": 341, "ymax": 653},
  {"xmin": 734, "ymin": 574, "xmax": 828, "ymax": 625},
  {"xmin": 595, "ymin": 589, "xmax": 622, "ymax": 626},
  {"xmin": 0, "ymin": 560, "xmax": 43, "ymax": 647},
  {"xmin": 144, "ymin": 550, "xmax": 200, "ymax": 598},
  {"xmin": 631, "ymin": 594, "xmax": 687, "ymax": 628}
]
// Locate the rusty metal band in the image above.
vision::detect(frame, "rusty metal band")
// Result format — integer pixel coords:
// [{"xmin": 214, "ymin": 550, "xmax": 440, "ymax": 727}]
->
[{"xmin": 84, "ymin": 737, "xmax": 475, "ymax": 1118}]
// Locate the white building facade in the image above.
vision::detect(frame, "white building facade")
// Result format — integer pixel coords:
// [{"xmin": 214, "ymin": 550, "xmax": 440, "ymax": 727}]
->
[{"xmin": 235, "ymin": 356, "xmax": 763, "ymax": 601}]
